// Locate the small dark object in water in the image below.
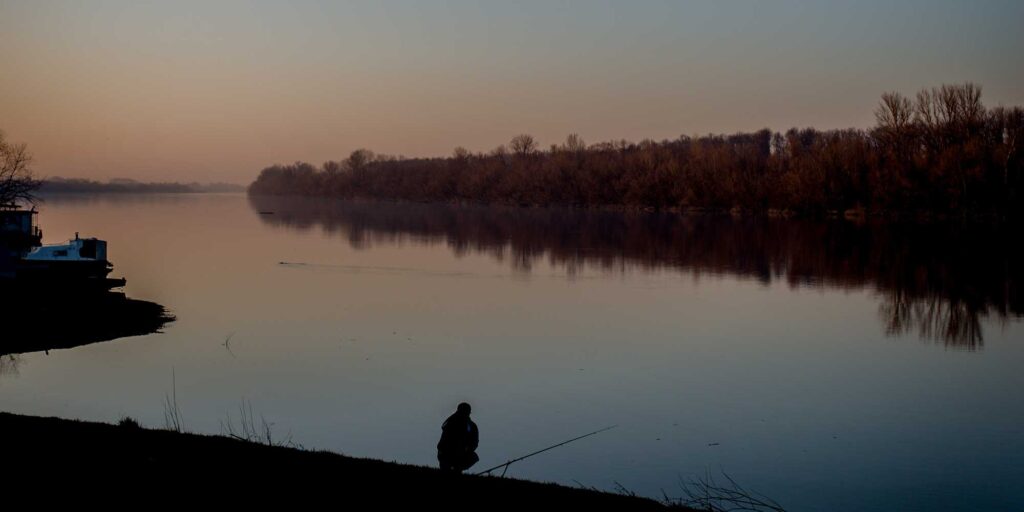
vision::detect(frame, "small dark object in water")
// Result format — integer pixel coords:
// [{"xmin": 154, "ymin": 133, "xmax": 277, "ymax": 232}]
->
[{"xmin": 258, "ymin": 211, "xmax": 275, "ymax": 215}]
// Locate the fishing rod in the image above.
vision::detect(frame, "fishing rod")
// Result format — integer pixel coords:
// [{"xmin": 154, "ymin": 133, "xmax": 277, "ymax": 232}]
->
[{"xmin": 476, "ymin": 425, "xmax": 617, "ymax": 477}]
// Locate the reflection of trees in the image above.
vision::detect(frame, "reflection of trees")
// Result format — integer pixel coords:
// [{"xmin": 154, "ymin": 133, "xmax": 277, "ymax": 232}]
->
[
  {"xmin": 250, "ymin": 196, "xmax": 1022, "ymax": 349},
  {"xmin": 880, "ymin": 292, "xmax": 985, "ymax": 350}
]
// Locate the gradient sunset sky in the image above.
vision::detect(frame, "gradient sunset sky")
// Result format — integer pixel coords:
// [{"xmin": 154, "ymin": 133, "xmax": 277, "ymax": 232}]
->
[{"xmin": 2, "ymin": 0, "xmax": 1022, "ymax": 184}]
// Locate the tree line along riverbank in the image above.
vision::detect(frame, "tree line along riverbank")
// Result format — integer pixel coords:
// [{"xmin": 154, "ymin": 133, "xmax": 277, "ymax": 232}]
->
[{"xmin": 249, "ymin": 83, "xmax": 1022, "ymax": 220}]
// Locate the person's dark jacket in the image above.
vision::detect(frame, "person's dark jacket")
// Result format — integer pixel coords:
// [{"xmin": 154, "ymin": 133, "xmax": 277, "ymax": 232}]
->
[{"xmin": 437, "ymin": 412, "xmax": 478, "ymax": 454}]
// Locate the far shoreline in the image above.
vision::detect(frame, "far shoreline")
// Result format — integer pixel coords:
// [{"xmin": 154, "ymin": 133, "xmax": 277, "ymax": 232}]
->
[{"xmin": 38, "ymin": 177, "xmax": 246, "ymax": 195}]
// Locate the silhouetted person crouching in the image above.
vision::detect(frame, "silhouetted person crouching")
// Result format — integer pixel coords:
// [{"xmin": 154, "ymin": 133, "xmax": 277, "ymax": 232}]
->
[{"xmin": 437, "ymin": 402, "xmax": 479, "ymax": 473}]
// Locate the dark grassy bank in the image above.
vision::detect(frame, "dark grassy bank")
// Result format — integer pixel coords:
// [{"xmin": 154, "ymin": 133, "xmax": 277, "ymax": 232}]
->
[{"xmin": 0, "ymin": 412, "xmax": 679, "ymax": 508}]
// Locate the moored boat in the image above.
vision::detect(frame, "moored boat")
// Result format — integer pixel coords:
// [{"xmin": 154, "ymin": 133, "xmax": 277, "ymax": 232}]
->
[
  {"xmin": 20, "ymin": 233, "xmax": 116, "ymax": 282},
  {"xmin": 1, "ymin": 205, "xmax": 125, "ymax": 289}
]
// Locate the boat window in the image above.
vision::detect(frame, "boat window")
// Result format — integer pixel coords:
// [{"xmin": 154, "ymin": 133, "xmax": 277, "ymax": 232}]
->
[{"xmin": 80, "ymin": 239, "xmax": 97, "ymax": 259}]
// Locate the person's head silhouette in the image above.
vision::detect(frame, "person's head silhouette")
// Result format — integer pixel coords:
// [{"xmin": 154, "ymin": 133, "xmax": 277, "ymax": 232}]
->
[{"xmin": 457, "ymin": 402, "xmax": 472, "ymax": 416}]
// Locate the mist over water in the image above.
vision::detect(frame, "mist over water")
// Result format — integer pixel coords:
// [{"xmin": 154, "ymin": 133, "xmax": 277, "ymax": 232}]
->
[{"xmin": 2, "ymin": 193, "xmax": 1021, "ymax": 511}]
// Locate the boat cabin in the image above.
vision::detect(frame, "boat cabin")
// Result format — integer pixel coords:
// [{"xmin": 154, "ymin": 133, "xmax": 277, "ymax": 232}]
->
[
  {"xmin": 1, "ymin": 205, "xmax": 43, "ymax": 278},
  {"xmin": 25, "ymin": 234, "xmax": 108, "ymax": 263},
  {"xmin": 0, "ymin": 205, "xmax": 42, "ymax": 251},
  {"xmin": 1, "ymin": 208, "xmax": 33, "ymax": 233}
]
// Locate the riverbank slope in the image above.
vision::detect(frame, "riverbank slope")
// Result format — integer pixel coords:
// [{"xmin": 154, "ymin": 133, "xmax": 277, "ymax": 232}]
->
[{"xmin": 0, "ymin": 411, "xmax": 679, "ymax": 508}]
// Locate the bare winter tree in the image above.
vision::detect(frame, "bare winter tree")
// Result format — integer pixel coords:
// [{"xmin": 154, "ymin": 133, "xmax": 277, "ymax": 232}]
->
[
  {"xmin": 563, "ymin": 133, "xmax": 587, "ymax": 153},
  {"xmin": 510, "ymin": 134, "xmax": 537, "ymax": 157},
  {"xmin": 874, "ymin": 92, "xmax": 914, "ymax": 143},
  {"xmin": 991, "ymin": 106, "xmax": 1023, "ymax": 186},
  {"xmin": 0, "ymin": 130, "xmax": 40, "ymax": 206},
  {"xmin": 345, "ymin": 148, "xmax": 375, "ymax": 172},
  {"xmin": 452, "ymin": 146, "xmax": 471, "ymax": 161}
]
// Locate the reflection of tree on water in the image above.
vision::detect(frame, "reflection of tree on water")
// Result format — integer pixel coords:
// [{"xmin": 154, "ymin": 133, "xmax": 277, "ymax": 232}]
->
[
  {"xmin": 249, "ymin": 196, "xmax": 1022, "ymax": 349},
  {"xmin": 880, "ymin": 292, "xmax": 986, "ymax": 350}
]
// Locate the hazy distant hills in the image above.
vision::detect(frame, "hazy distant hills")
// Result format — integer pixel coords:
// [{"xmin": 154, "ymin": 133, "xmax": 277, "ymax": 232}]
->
[{"xmin": 40, "ymin": 177, "xmax": 245, "ymax": 194}]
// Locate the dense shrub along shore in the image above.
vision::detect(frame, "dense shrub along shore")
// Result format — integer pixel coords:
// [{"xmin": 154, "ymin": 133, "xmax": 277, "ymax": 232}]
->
[{"xmin": 249, "ymin": 83, "xmax": 1022, "ymax": 218}]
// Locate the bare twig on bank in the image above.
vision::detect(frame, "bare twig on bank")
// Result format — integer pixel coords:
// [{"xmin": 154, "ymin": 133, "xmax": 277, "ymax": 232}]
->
[{"xmin": 219, "ymin": 399, "xmax": 294, "ymax": 447}]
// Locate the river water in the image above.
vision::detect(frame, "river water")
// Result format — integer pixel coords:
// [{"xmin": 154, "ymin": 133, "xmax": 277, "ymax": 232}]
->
[{"xmin": 1, "ymin": 193, "xmax": 1021, "ymax": 511}]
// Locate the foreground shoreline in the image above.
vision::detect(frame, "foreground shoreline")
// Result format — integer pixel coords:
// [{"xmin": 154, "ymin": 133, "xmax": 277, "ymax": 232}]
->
[{"xmin": 0, "ymin": 411, "xmax": 678, "ymax": 508}]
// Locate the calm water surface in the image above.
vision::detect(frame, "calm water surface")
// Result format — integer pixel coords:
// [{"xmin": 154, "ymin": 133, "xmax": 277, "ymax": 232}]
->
[{"xmin": 1, "ymin": 193, "xmax": 1021, "ymax": 511}]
